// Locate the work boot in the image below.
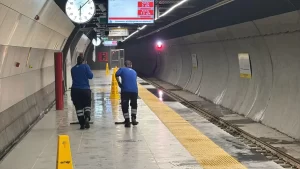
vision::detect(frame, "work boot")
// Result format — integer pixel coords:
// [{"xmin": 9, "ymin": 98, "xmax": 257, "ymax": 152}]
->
[
  {"xmin": 79, "ymin": 117, "xmax": 85, "ymax": 130},
  {"xmin": 85, "ymin": 117, "xmax": 90, "ymax": 129},
  {"xmin": 125, "ymin": 118, "xmax": 131, "ymax": 128},
  {"xmin": 84, "ymin": 112, "xmax": 91, "ymax": 129},
  {"xmin": 132, "ymin": 116, "xmax": 139, "ymax": 126}
]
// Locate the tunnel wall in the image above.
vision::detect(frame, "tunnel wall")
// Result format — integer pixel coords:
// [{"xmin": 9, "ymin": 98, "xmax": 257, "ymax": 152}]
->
[
  {"xmin": 65, "ymin": 34, "xmax": 90, "ymax": 89},
  {"xmin": 124, "ymin": 10, "xmax": 300, "ymax": 139},
  {"xmin": 0, "ymin": 0, "xmax": 74, "ymax": 154}
]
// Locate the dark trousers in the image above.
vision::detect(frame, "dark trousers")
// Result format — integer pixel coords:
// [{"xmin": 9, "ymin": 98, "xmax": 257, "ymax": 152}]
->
[
  {"xmin": 71, "ymin": 88, "xmax": 91, "ymax": 126},
  {"xmin": 121, "ymin": 92, "xmax": 138, "ymax": 119}
]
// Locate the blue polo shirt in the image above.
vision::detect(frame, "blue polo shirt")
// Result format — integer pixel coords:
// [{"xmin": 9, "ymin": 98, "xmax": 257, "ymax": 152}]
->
[
  {"xmin": 116, "ymin": 67, "xmax": 138, "ymax": 93},
  {"xmin": 71, "ymin": 64, "xmax": 93, "ymax": 89}
]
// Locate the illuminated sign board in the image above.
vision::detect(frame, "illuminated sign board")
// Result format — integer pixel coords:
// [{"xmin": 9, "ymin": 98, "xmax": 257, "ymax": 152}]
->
[
  {"xmin": 103, "ymin": 41, "xmax": 118, "ymax": 46},
  {"xmin": 108, "ymin": 0, "xmax": 155, "ymax": 24},
  {"xmin": 109, "ymin": 28, "xmax": 129, "ymax": 36}
]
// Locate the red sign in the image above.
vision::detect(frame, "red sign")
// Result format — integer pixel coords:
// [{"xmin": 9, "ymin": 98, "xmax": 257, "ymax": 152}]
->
[
  {"xmin": 138, "ymin": 2, "xmax": 154, "ymax": 7},
  {"xmin": 98, "ymin": 52, "xmax": 108, "ymax": 62},
  {"xmin": 138, "ymin": 9, "xmax": 154, "ymax": 16}
]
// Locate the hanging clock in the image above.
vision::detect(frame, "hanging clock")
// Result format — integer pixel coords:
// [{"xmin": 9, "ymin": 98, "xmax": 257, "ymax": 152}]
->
[
  {"xmin": 92, "ymin": 37, "xmax": 101, "ymax": 46},
  {"xmin": 65, "ymin": 0, "xmax": 96, "ymax": 24}
]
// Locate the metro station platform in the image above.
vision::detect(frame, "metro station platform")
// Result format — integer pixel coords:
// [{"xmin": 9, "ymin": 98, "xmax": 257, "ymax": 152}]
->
[{"xmin": 0, "ymin": 71, "xmax": 286, "ymax": 169}]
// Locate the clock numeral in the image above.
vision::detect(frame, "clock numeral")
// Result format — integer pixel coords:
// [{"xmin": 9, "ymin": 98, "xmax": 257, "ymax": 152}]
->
[
  {"xmin": 88, "ymin": 12, "xmax": 92, "ymax": 15},
  {"xmin": 70, "ymin": 13, "xmax": 73, "ymax": 15},
  {"xmin": 70, "ymin": 2, "xmax": 73, "ymax": 5},
  {"xmin": 67, "ymin": 7, "xmax": 71, "ymax": 10},
  {"xmin": 79, "ymin": 17, "xmax": 82, "ymax": 20},
  {"xmin": 85, "ymin": 16, "xmax": 88, "ymax": 19},
  {"xmin": 90, "ymin": 7, "xmax": 93, "ymax": 9}
]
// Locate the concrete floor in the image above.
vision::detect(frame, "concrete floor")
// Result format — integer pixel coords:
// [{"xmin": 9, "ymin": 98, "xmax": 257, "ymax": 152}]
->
[
  {"xmin": 0, "ymin": 71, "xmax": 286, "ymax": 169},
  {"xmin": 0, "ymin": 72, "xmax": 201, "ymax": 169}
]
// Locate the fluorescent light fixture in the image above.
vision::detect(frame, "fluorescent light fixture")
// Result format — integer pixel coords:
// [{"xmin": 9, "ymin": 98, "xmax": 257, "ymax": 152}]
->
[
  {"xmin": 138, "ymin": 25, "xmax": 147, "ymax": 30},
  {"xmin": 159, "ymin": 0, "xmax": 188, "ymax": 18},
  {"xmin": 122, "ymin": 0, "xmax": 188, "ymax": 42}
]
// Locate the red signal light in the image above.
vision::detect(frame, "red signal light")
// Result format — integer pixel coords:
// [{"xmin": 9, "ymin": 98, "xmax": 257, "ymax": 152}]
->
[
  {"xmin": 156, "ymin": 41, "xmax": 163, "ymax": 51},
  {"xmin": 157, "ymin": 41, "xmax": 162, "ymax": 48}
]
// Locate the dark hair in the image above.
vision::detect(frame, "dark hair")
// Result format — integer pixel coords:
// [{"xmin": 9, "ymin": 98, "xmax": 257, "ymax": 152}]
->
[
  {"xmin": 124, "ymin": 60, "xmax": 132, "ymax": 67},
  {"xmin": 77, "ymin": 56, "xmax": 84, "ymax": 65}
]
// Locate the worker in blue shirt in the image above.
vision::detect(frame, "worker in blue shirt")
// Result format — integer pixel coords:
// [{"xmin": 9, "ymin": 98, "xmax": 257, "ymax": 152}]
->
[
  {"xmin": 71, "ymin": 56, "xmax": 93, "ymax": 129},
  {"xmin": 115, "ymin": 60, "xmax": 138, "ymax": 127}
]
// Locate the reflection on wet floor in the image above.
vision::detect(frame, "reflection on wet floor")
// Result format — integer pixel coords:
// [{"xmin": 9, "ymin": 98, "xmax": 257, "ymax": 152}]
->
[{"xmin": 146, "ymin": 88, "xmax": 176, "ymax": 102}]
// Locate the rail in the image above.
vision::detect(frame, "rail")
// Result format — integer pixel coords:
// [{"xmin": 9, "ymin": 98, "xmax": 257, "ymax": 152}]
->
[{"xmin": 145, "ymin": 78, "xmax": 300, "ymax": 169}]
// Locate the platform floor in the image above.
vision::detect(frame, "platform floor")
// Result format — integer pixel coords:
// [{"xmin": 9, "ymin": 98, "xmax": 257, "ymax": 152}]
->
[{"xmin": 0, "ymin": 71, "xmax": 284, "ymax": 169}]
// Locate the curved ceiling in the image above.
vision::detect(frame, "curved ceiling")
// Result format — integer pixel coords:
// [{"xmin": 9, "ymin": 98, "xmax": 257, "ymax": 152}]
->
[
  {"xmin": 122, "ymin": 0, "xmax": 300, "ymax": 44},
  {"xmin": 55, "ymin": 0, "xmax": 194, "ymax": 37},
  {"xmin": 54, "ymin": 0, "xmax": 300, "ymax": 43}
]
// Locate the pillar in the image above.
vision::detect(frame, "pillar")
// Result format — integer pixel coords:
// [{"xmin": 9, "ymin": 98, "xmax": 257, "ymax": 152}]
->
[{"xmin": 55, "ymin": 52, "xmax": 64, "ymax": 110}]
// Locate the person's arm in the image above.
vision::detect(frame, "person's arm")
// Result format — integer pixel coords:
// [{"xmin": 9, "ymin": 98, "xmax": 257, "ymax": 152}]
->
[
  {"xmin": 115, "ymin": 68, "xmax": 122, "ymax": 88},
  {"xmin": 85, "ymin": 64, "xmax": 93, "ymax": 79}
]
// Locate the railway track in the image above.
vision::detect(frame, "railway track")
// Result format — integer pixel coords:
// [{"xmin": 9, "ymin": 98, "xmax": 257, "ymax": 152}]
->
[{"xmin": 145, "ymin": 78, "xmax": 300, "ymax": 169}]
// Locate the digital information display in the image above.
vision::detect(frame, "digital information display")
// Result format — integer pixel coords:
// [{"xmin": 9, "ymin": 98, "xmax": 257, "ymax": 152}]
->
[{"xmin": 108, "ymin": 0, "xmax": 155, "ymax": 24}]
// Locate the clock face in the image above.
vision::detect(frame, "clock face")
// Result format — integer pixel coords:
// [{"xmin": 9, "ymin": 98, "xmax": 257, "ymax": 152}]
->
[
  {"xmin": 65, "ymin": 0, "xmax": 95, "ymax": 24},
  {"xmin": 92, "ymin": 37, "xmax": 101, "ymax": 46}
]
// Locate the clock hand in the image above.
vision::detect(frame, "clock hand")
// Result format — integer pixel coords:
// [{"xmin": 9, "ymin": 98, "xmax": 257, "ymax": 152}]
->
[
  {"xmin": 81, "ymin": 0, "xmax": 90, "ymax": 8},
  {"xmin": 79, "ymin": 5, "xmax": 82, "ymax": 16}
]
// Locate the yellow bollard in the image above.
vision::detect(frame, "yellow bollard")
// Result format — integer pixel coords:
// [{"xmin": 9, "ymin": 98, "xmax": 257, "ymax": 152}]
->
[
  {"xmin": 110, "ymin": 67, "xmax": 120, "ymax": 100},
  {"xmin": 57, "ymin": 135, "xmax": 73, "ymax": 169},
  {"xmin": 105, "ymin": 63, "xmax": 109, "ymax": 76}
]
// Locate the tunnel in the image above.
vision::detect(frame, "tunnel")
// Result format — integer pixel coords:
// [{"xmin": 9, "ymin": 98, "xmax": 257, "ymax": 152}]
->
[
  {"xmin": 1, "ymin": 0, "xmax": 300, "ymax": 168},
  {"xmin": 119, "ymin": 0, "xmax": 300, "ymax": 140}
]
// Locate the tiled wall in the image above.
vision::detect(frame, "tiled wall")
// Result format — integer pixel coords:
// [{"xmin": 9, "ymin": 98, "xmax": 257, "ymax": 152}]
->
[
  {"xmin": 0, "ymin": 0, "xmax": 75, "ymax": 156},
  {"xmin": 0, "ymin": 82, "xmax": 55, "ymax": 156}
]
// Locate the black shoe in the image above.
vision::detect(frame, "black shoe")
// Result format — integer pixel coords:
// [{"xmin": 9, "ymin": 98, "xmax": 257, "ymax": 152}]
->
[
  {"xmin": 80, "ymin": 125, "xmax": 85, "ymax": 130},
  {"xmin": 125, "ymin": 119, "xmax": 131, "ymax": 128},
  {"xmin": 132, "ymin": 117, "xmax": 139, "ymax": 126},
  {"xmin": 85, "ymin": 118, "xmax": 90, "ymax": 129}
]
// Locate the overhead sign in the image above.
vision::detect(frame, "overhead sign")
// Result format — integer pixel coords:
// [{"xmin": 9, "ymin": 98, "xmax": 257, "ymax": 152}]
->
[
  {"xmin": 109, "ymin": 28, "xmax": 129, "ymax": 36},
  {"xmin": 108, "ymin": 0, "xmax": 155, "ymax": 24},
  {"xmin": 103, "ymin": 41, "xmax": 118, "ymax": 46},
  {"xmin": 238, "ymin": 53, "xmax": 252, "ymax": 78}
]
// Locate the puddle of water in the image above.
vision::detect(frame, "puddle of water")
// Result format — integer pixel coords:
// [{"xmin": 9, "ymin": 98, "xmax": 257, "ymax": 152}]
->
[{"xmin": 145, "ymin": 88, "xmax": 176, "ymax": 102}]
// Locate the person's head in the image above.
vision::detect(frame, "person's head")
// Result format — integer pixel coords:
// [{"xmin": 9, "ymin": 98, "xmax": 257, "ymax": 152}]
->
[
  {"xmin": 124, "ymin": 60, "xmax": 132, "ymax": 68},
  {"xmin": 77, "ymin": 55, "xmax": 84, "ymax": 65}
]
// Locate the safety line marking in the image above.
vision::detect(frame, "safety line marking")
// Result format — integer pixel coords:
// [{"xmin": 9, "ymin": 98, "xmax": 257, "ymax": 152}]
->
[{"xmin": 138, "ymin": 84, "xmax": 247, "ymax": 169}]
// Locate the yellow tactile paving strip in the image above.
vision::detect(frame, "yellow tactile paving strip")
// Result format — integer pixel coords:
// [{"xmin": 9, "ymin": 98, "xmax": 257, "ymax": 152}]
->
[{"xmin": 138, "ymin": 84, "xmax": 247, "ymax": 169}]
